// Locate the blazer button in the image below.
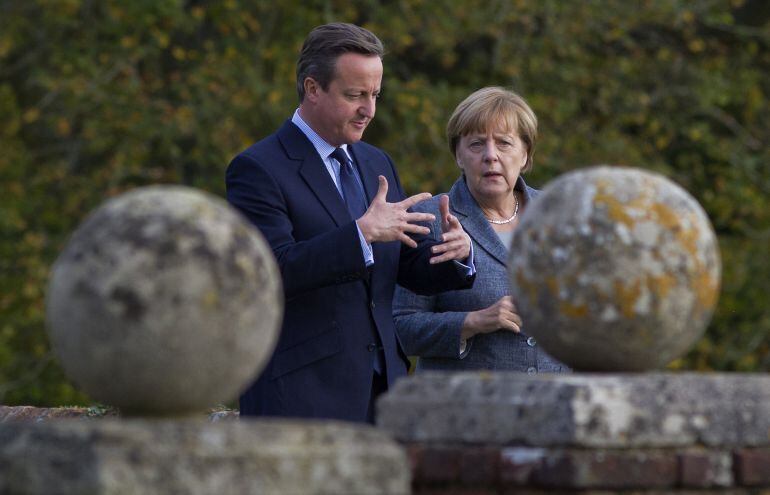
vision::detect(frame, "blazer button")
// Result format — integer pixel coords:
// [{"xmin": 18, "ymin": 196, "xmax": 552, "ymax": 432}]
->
[
  {"xmin": 526, "ymin": 336, "xmax": 536, "ymax": 347},
  {"xmin": 370, "ymin": 301, "xmax": 376, "ymax": 309},
  {"xmin": 367, "ymin": 343, "xmax": 377, "ymax": 352}
]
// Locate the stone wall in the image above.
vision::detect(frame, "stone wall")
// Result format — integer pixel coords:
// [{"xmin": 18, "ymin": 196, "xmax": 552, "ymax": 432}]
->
[
  {"xmin": 0, "ymin": 416, "xmax": 410, "ymax": 495},
  {"xmin": 6, "ymin": 371, "xmax": 770, "ymax": 493},
  {"xmin": 378, "ymin": 372, "xmax": 770, "ymax": 494},
  {"xmin": 7, "ymin": 371, "xmax": 770, "ymax": 493}
]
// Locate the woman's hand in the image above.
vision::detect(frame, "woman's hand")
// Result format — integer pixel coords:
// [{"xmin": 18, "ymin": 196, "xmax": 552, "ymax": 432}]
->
[
  {"xmin": 461, "ymin": 296, "xmax": 522, "ymax": 340},
  {"xmin": 428, "ymin": 195, "xmax": 472, "ymax": 264}
]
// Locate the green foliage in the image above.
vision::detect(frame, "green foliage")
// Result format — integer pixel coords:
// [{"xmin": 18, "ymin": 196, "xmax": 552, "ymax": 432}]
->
[{"xmin": 1, "ymin": 0, "xmax": 768, "ymax": 405}]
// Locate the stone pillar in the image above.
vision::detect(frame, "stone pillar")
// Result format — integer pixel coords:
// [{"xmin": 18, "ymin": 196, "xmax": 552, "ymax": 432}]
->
[
  {"xmin": 509, "ymin": 166, "xmax": 721, "ymax": 371},
  {"xmin": 1, "ymin": 186, "xmax": 410, "ymax": 495},
  {"xmin": 377, "ymin": 166, "xmax": 746, "ymax": 493},
  {"xmin": 44, "ymin": 186, "xmax": 283, "ymax": 416}
]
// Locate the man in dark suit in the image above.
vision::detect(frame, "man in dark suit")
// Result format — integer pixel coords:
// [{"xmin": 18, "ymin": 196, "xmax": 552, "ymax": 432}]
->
[{"xmin": 226, "ymin": 22, "xmax": 474, "ymax": 423}]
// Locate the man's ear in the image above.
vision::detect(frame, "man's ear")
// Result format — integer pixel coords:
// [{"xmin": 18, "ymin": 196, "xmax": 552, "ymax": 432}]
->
[{"xmin": 304, "ymin": 77, "xmax": 319, "ymax": 102}]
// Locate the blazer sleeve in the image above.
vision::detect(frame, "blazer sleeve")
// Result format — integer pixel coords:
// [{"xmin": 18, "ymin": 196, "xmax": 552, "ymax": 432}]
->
[
  {"xmin": 226, "ymin": 153, "xmax": 368, "ymax": 299},
  {"xmin": 394, "ymin": 187, "xmax": 476, "ymax": 296},
  {"xmin": 393, "ymin": 284, "xmax": 469, "ymax": 359}
]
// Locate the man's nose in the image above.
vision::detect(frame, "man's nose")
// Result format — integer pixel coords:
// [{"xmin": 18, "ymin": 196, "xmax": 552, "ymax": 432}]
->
[{"xmin": 360, "ymin": 97, "xmax": 376, "ymax": 118}]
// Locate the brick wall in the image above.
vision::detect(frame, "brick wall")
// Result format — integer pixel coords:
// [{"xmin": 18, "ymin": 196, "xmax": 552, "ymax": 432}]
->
[{"xmin": 406, "ymin": 444, "xmax": 770, "ymax": 493}]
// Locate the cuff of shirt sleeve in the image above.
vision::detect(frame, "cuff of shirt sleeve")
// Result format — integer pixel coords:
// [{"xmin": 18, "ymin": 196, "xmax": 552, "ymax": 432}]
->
[
  {"xmin": 355, "ymin": 221, "xmax": 374, "ymax": 267},
  {"xmin": 458, "ymin": 336, "xmax": 472, "ymax": 359},
  {"xmin": 454, "ymin": 242, "xmax": 476, "ymax": 276}
]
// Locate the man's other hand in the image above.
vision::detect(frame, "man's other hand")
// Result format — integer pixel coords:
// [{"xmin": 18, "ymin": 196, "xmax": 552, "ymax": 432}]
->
[{"xmin": 357, "ymin": 176, "xmax": 435, "ymax": 248}]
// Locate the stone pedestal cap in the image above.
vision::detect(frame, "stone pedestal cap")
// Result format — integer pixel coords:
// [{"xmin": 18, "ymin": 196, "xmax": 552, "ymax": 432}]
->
[
  {"xmin": 378, "ymin": 372, "xmax": 770, "ymax": 448},
  {"xmin": 509, "ymin": 166, "xmax": 721, "ymax": 371},
  {"xmin": 46, "ymin": 186, "xmax": 282, "ymax": 415},
  {"xmin": 0, "ymin": 419, "xmax": 409, "ymax": 495}
]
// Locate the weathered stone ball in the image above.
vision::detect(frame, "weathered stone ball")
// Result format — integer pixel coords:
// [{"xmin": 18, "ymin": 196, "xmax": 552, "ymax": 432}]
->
[
  {"xmin": 46, "ymin": 186, "xmax": 282, "ymax": 415},
  {"xmin": 509, "ymin": 166, "xmax": 720, "ymax": 371}
]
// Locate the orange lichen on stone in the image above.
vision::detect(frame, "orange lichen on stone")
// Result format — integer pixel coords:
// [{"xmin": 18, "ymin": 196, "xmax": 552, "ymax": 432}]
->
[
  {"xmin": 692, "ymin": 270, "xmax": 719, "ymax": 310},
  {"xmin": 650, "ymin": 202, "xmax": 680, "ymax": 230},
  {"xmin": 559, "ymin": 301, "xmax": 589, "ymax": 318},
  {"xmin": 613, "ymin": 279, "xmax": 642, "ymax": 318},
  {"xmin": 593, "ymin": 180, "xmax": 651, "ymax": 228},
  {"xmin": 650, "ymin": 203, "xmax": 702, "ymax": 258},
  {"xmin": 676, "ymin": 225, "xmax": 700, "ymax": 258},
  {"xmin": 594, "ymin": 190, "xmax": 635, "ymax": 227},
  {"xmin": 515, "ymin": 268, "xmax": 539, "ymax": 302},
  {"xmin": 646, "ymin": 273, "xmax": 677, "ymax": 299}
]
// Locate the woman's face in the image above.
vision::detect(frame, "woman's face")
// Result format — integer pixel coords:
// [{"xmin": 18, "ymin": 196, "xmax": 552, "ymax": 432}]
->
[{"xmin": 456, "ymin": 126, "xmax": 528, "ymax": 203}]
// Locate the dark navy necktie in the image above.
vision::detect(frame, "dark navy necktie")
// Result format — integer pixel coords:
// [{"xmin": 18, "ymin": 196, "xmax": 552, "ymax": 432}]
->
[
  {"xmin": 330, "ymin": 147, "xmax": 384, "ymax": 375},
  {"xmin": 330, "ymin": 147, "xmax": 368, "ymax": 220}
]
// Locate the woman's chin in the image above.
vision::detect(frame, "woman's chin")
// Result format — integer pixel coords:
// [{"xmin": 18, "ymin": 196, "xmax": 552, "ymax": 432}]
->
[{"xmin": 473, "ymin": 186, "xmax": 511, "ymax": 201}]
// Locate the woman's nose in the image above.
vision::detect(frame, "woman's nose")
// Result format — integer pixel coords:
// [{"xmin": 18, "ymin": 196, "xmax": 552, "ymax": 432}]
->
[{"xmin": 482, "ymin": 140, "xmax": 498, "ymax": 161}]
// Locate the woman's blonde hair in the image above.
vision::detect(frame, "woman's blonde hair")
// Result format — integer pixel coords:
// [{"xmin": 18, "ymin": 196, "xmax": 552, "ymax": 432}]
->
[{"xmin": 446, "ymin": 87, "xmax": 538, "ymax": 172}]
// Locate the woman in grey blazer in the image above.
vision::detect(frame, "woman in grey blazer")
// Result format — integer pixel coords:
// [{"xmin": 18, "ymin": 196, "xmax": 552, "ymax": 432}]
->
[{"xmin": 394, "ymin": 87, "xmax": 568, "ymax": 373}]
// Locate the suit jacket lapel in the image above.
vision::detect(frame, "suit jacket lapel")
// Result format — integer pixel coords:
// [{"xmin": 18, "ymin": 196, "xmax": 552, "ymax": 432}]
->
[
  {"xmin": 277, "ymin": 121, "xmax": 351, "ymax": 227},
  {"xmin": 347, "ymin": 144, "xmax": 388, "ymax": 290},
  {"xmin": 347, "ymin": 143, "xmax": 381, "ymax": 205},
  {"xmin": 449, "ymin": 177, "xmax": 509, "ymax": 266}
]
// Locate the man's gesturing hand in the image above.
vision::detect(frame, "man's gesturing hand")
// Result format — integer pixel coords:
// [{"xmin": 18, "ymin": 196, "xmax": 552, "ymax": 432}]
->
[
  {"xmin": 428, "ymin": 195, "xmax": 471, "ymax": 264},
  {"xmin": 357, "ymin": 176, "xmax": 435, "ymax": 248}
]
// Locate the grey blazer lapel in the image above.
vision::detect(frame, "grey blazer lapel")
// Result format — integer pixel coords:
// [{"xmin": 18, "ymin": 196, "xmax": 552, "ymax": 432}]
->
[{"xmin": 448, "ymin": 177, "xmax": 509, "ymax": 266}]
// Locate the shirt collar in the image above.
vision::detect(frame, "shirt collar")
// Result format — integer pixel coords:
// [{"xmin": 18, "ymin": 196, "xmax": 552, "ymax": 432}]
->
[{"xmin": 292, "ymin": 109, "xmax": 349, "ymax": 161}]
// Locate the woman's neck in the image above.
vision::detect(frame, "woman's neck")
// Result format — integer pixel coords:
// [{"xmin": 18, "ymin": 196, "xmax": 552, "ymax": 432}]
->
[{"xmin": 477, "ymin": 190, "xmax": 523, "ymax": 232}]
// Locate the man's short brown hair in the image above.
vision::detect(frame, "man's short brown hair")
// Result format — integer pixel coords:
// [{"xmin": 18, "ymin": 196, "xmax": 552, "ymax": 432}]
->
[{"xmin": 296, "ymin": 23, "xmax": 384, "ymax": 102}]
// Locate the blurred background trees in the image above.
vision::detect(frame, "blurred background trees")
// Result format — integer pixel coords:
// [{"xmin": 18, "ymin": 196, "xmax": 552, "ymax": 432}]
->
[{"xmin": 1, "ymin": 0, "xmax": 768, "ymax": 406}]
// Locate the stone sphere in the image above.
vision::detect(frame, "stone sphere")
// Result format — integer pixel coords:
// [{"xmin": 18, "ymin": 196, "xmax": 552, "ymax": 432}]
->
[
  {"xmin": 46, "ymin": 186, "xmax": 282, "ymax": 415},
  {"xmin": 508, "ymin": 166, "xmax": 721, "ymax": 371}
]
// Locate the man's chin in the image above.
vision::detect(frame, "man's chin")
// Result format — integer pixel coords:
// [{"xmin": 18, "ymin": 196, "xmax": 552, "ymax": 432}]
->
[{"xmin": 345, "ymin": 132, "xmax": 365, "ymax": 144}]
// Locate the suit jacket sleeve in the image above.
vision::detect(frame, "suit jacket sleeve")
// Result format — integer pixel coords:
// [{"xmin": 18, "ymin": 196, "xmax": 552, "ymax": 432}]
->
[
  {"xmin": 390, "ymin": 173, "xmax": 475, "ymax": 296},
  {"xmin": 393, "ymin": 284, "xmax": 469, "ymax": 358},
  {"xmin": 226, "ymin": 153, "xmax": 368, "ymax": 299}
]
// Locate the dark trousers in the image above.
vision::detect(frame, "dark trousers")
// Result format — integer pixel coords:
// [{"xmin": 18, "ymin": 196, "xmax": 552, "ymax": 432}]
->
[{"xmin": 365, "ymin": 370, "xmax": 388, "ymax": 424}]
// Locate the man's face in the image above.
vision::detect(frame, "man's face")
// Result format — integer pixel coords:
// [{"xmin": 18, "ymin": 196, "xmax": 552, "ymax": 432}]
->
[{"xmin": 301, "ymin": 53, "xmax": 383, "ymax": 146}]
